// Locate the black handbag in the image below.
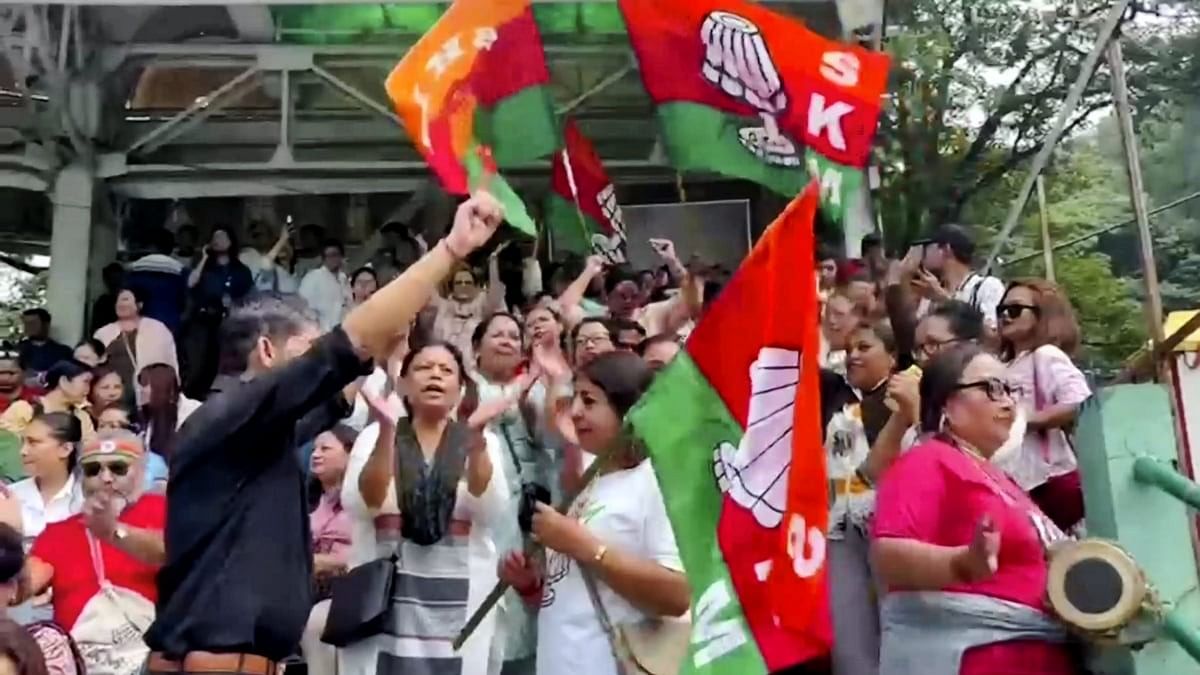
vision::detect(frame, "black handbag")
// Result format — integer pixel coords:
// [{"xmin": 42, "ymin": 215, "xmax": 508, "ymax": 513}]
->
[{"xmin": 319, "ymin": 554, "xmax": 397, "ymax": 647}]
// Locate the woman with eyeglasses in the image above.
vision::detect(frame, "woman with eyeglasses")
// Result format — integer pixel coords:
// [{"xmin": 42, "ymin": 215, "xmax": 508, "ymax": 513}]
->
[
  {"xmin": 349, "ymin": 267, "xmax": 380, "ymax": 309},
  {"xmin": 993, "ymin": 279, "xmax": 1091, "ymax": 533},
  {"xmin": 871, "ymin": 344, "xmax": 1079, "ymax": 675},
  {"xmin": 429, "ymin": 249, "xmax": 507, "ymax": 366},
  {"xmin": 570, "ymin": 318, "xmax": 615, "ymax": 369}
]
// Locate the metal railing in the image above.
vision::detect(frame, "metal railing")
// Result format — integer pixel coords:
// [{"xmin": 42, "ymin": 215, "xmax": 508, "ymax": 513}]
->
[{"xmin": 1132, "ymin": 457, "xmax": 1200, "ymax": 661}]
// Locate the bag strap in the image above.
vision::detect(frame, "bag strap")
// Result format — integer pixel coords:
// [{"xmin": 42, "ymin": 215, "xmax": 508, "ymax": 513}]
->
[
  {"xmin": 120, "ymin": 329, "xmax": 138, "ymax": 373},
  {"xmin": 1030, "ymin": 349, "xmax": 1052, "ymax": 461},
  {"xmin": 84, "ymin": 530, "xmax": 107, "ymax": 583},
  {"xmin": 580, "ymin": 567, "xmax": 635, "ymax": 675},
  {"xmin": 85, "ymin": 529, "xmax": 155, "ymax": 636}
]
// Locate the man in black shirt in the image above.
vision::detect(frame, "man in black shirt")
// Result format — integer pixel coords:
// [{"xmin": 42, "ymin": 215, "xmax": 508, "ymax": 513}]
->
[
  {"xmin": 144, "ymin": 192, "xmax": 506, "ymax": 673},
  {"xmin": 16, "ymin": 308, "xmax": 73, "ymax": 385}
]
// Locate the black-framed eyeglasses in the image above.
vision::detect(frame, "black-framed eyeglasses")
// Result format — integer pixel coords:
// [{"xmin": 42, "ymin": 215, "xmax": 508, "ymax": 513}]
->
[
  {"xmin": 81, "ymin": 460, "xmax": 131, "ymax": 478},
  {"xmin": 913, "ymin": 337, "xmax": 966, "ymax": 360},
  {"xmin": 953, "ymin": 378, "xmax": 1014, "ymax": 402},
  {"xmin": 574, "ymin": 335, "xmax": 613, "ymax": 348},
  {"xmin": 997, "ymin": 303, "xmax": 1039, "ymax": 321}
]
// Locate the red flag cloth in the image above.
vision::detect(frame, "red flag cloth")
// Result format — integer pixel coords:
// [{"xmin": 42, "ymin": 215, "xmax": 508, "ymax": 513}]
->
[{"xmin": 688, "ymin": 183, "xmax": 829, "ymax": 667}]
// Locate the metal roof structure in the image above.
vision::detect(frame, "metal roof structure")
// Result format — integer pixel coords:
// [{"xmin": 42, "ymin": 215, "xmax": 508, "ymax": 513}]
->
[{"xmin": 1, "ymin": 2, "xmax": 841, "ymax": 206}]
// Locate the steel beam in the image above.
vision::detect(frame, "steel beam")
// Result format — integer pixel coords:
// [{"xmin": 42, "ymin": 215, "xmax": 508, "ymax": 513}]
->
[
  {"xmin": 124, "ymin": 66, "xmax": 261, "ymax": 156},
  {"xmin": 101, "ymin": 41, "xmax": 629, "ymax": 59},
  {"xmin": 556, "ymin": 62, "xmax": 634, "ymax": 115},
  {"xmin": 308, "ymin": 64, "xmax": 400, "ymax": 127},
  {"xmin": 50, "ymin": 0, "xmax": 824, "ymax": 4}
]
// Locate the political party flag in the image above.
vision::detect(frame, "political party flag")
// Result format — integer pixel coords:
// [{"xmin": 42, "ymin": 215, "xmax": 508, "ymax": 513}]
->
[
  {"xmin": 627, "ymin": 184, "xmax": 828, "ymax": 674},
  {"xmin": 618, "ymin": 0, "xmax": 888, "ymax": 221},
  {"xmin": 385, "ymin": 0, "xmax": 559, "ymax": 236},
  {"xmin": 545, "ymin": 119, "xmax": 628, "ymax": 263}
]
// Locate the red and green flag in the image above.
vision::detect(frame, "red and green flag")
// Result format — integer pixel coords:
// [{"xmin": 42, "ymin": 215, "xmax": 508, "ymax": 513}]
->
[
  {"xmin": 385, "ymin": 0, "xmax": 559, "ymax": 236},
  {"xmin": 618, "ymin": 0, "xmax": 888, "ymax": 222},
  {"xmin": 628, "ymin": 184, "xmax": 828, "ymax": 674},
  {"xmin": 545, "ymin": 119, "xmax": 628, "ymax": 263}
]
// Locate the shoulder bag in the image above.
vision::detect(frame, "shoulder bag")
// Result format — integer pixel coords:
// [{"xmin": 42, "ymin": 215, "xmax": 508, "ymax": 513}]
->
[
  {"xmin": 72, "ymin": 532, "xmax": 155, "ymax": 675},
  {"xmin": 579, "ymin": 565, "xmax": 691, "ymax": 675}
]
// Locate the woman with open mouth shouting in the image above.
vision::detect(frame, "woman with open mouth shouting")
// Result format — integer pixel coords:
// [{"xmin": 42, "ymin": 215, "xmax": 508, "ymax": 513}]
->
[{"xmin": 350, "ymin": 339, "xmax": 515, "ymax": 675}]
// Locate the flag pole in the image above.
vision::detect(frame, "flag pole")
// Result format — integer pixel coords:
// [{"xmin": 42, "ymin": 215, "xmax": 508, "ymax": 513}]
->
[{"xmin": 560, "ymin": 146, "xmax": 594, "ymax": 256}]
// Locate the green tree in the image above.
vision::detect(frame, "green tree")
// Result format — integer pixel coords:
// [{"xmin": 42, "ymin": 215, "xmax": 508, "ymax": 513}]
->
[
  {"xmin": 965, "ymin": 140, "xmax": 1146, "ymax": 373},
  {"xmin": 0, "ymin": 264, "xmax": 46, "ymax": 342},
  {"xmin": 876, "ymin": 0, "xmax": 1181, "ymax": 248}
]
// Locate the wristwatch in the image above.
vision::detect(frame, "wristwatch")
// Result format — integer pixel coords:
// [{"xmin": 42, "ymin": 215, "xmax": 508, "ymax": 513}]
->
[{"xmin": 113, "ymin": 525, "xmax": 129, "ymax": 542}]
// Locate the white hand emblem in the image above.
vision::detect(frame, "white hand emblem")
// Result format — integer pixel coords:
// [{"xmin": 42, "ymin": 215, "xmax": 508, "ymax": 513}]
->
[
  {"xmin": 699, "ymin": 11, "xmax": 798, "ymax": 166},
  {"xmin": 590, "ymin": 184, "xmax": 627, "ymax": 264},
  {"xmin": 701, "ymin": 11, "xmax": 786, "ymax": 112},
  {"xmin": 712, "ymin": 347, "xmax": 799, "ymax": 528}
]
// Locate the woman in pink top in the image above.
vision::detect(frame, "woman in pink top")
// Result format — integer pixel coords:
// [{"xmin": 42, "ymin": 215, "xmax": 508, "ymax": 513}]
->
[
  {"xmin": 994, "ymin": 279, "xmax": 1091, "ymax": 532},
  {"xmin": 302, "ymin": 423, "xmax": 356, "ymax": 675},
  {"xmin": 872, "ymin": 344, "xmax": 1081, "ymax": 675}
]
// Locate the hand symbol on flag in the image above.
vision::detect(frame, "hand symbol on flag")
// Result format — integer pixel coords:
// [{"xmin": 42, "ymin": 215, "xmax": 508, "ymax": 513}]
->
[
  {"xmin": 700, "ymin": 11, "xmax": 799, "ymax": 166},
  {"xmin": 701, "ymin": 11, "xmax": 786, "ymax": 113},
  {"xmin": 712, "ymin": 347, "xmax": 798, "ymax": 528}
]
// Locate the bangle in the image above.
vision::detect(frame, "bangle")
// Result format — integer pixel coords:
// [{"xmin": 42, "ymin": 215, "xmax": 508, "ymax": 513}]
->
[{"xmin": 441, "ymin": 238, "xmax": 467, "ymax": 261}]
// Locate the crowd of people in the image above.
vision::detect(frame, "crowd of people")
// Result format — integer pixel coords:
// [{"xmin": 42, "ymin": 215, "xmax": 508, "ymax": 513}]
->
[{"xmin": 0, "ymin": 190, "xmax": 1100, "ymax": 675}]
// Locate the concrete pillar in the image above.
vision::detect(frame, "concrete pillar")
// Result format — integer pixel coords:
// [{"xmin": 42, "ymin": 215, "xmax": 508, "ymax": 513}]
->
[{"xmin": 46, "ymin": 163, "xmax": 95, "ymax": 345}]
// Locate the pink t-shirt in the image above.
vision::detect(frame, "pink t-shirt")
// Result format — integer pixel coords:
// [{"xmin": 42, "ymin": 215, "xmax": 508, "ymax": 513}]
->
[
  {"xmin": 873, "ymin": 439, "xmax": 1078, "ymax": 675},
  {"xmin": 995, "ymin": 345, "xmax": 1091, "ymax": 490}
]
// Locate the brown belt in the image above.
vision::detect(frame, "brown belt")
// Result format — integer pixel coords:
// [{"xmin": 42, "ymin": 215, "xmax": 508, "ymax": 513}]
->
[{"xmin": 147, "ymin": 652, "xmax": 280, "ymax": 675}]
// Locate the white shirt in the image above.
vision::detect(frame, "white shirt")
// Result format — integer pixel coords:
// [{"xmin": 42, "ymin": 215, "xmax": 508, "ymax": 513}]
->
[
  {"xmin": 8, "ymin": 474, "xmax": 83, "ymax": 548},
  {"xmin": 537, "ymin": 460, "xmax": 683, "ymax": 675},
  {"xmin": 240, "ymin": 249, "xmax": 298, "ymax": 294},
  {"xmin": 916, "ymin": 272, "xmax": 1006, "ymax": 328},
  {"xmin": 298, "ymin": 266, "xmax": 352, "ymax": 332}
]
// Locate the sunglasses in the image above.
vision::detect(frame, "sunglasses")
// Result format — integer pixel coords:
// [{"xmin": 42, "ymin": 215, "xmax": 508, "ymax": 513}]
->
[
  {"xmin": 997, "ymin": 303, "xmax": 1039, "ymax": 321},
  {"xmin": 953, "ymin": 378, "xmax": 1015, "ymax": 402},
  {"xmin": 81, "ymin": 460, "xmax": 131, "ymax": 478}
]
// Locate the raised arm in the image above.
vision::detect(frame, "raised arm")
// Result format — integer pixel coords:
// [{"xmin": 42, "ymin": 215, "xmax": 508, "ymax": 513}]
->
[
  {"xmin": 557, "ymin": 255, "xmax": 606, "ymax": 327},
  {"xmin": 358, "ymin": 395, "xmax": 400, "ymax": 510},
  {"xmin": 483, "ymin": 243, "xmax": 509, "ymax": 315},
  {"xmin": 262, "ymin": 225, "xmax": 293, "ymax": 269},
  {"xmin": 186, "ymin": 250, "xmax": 209, "ymax": 289},
  {"xmin": 342, "ymin": 192, "xmax": 504, "ymax": 362}
]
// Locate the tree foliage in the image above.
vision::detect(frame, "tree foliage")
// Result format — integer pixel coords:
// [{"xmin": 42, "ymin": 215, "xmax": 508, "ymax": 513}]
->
[
  {"xmin": 0, "ymin": 265, "xmax": 46, "ymax": 342},
  {"xmin": 876, "ymin": 0, "xmax": 1185, "ymax": 248}
]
